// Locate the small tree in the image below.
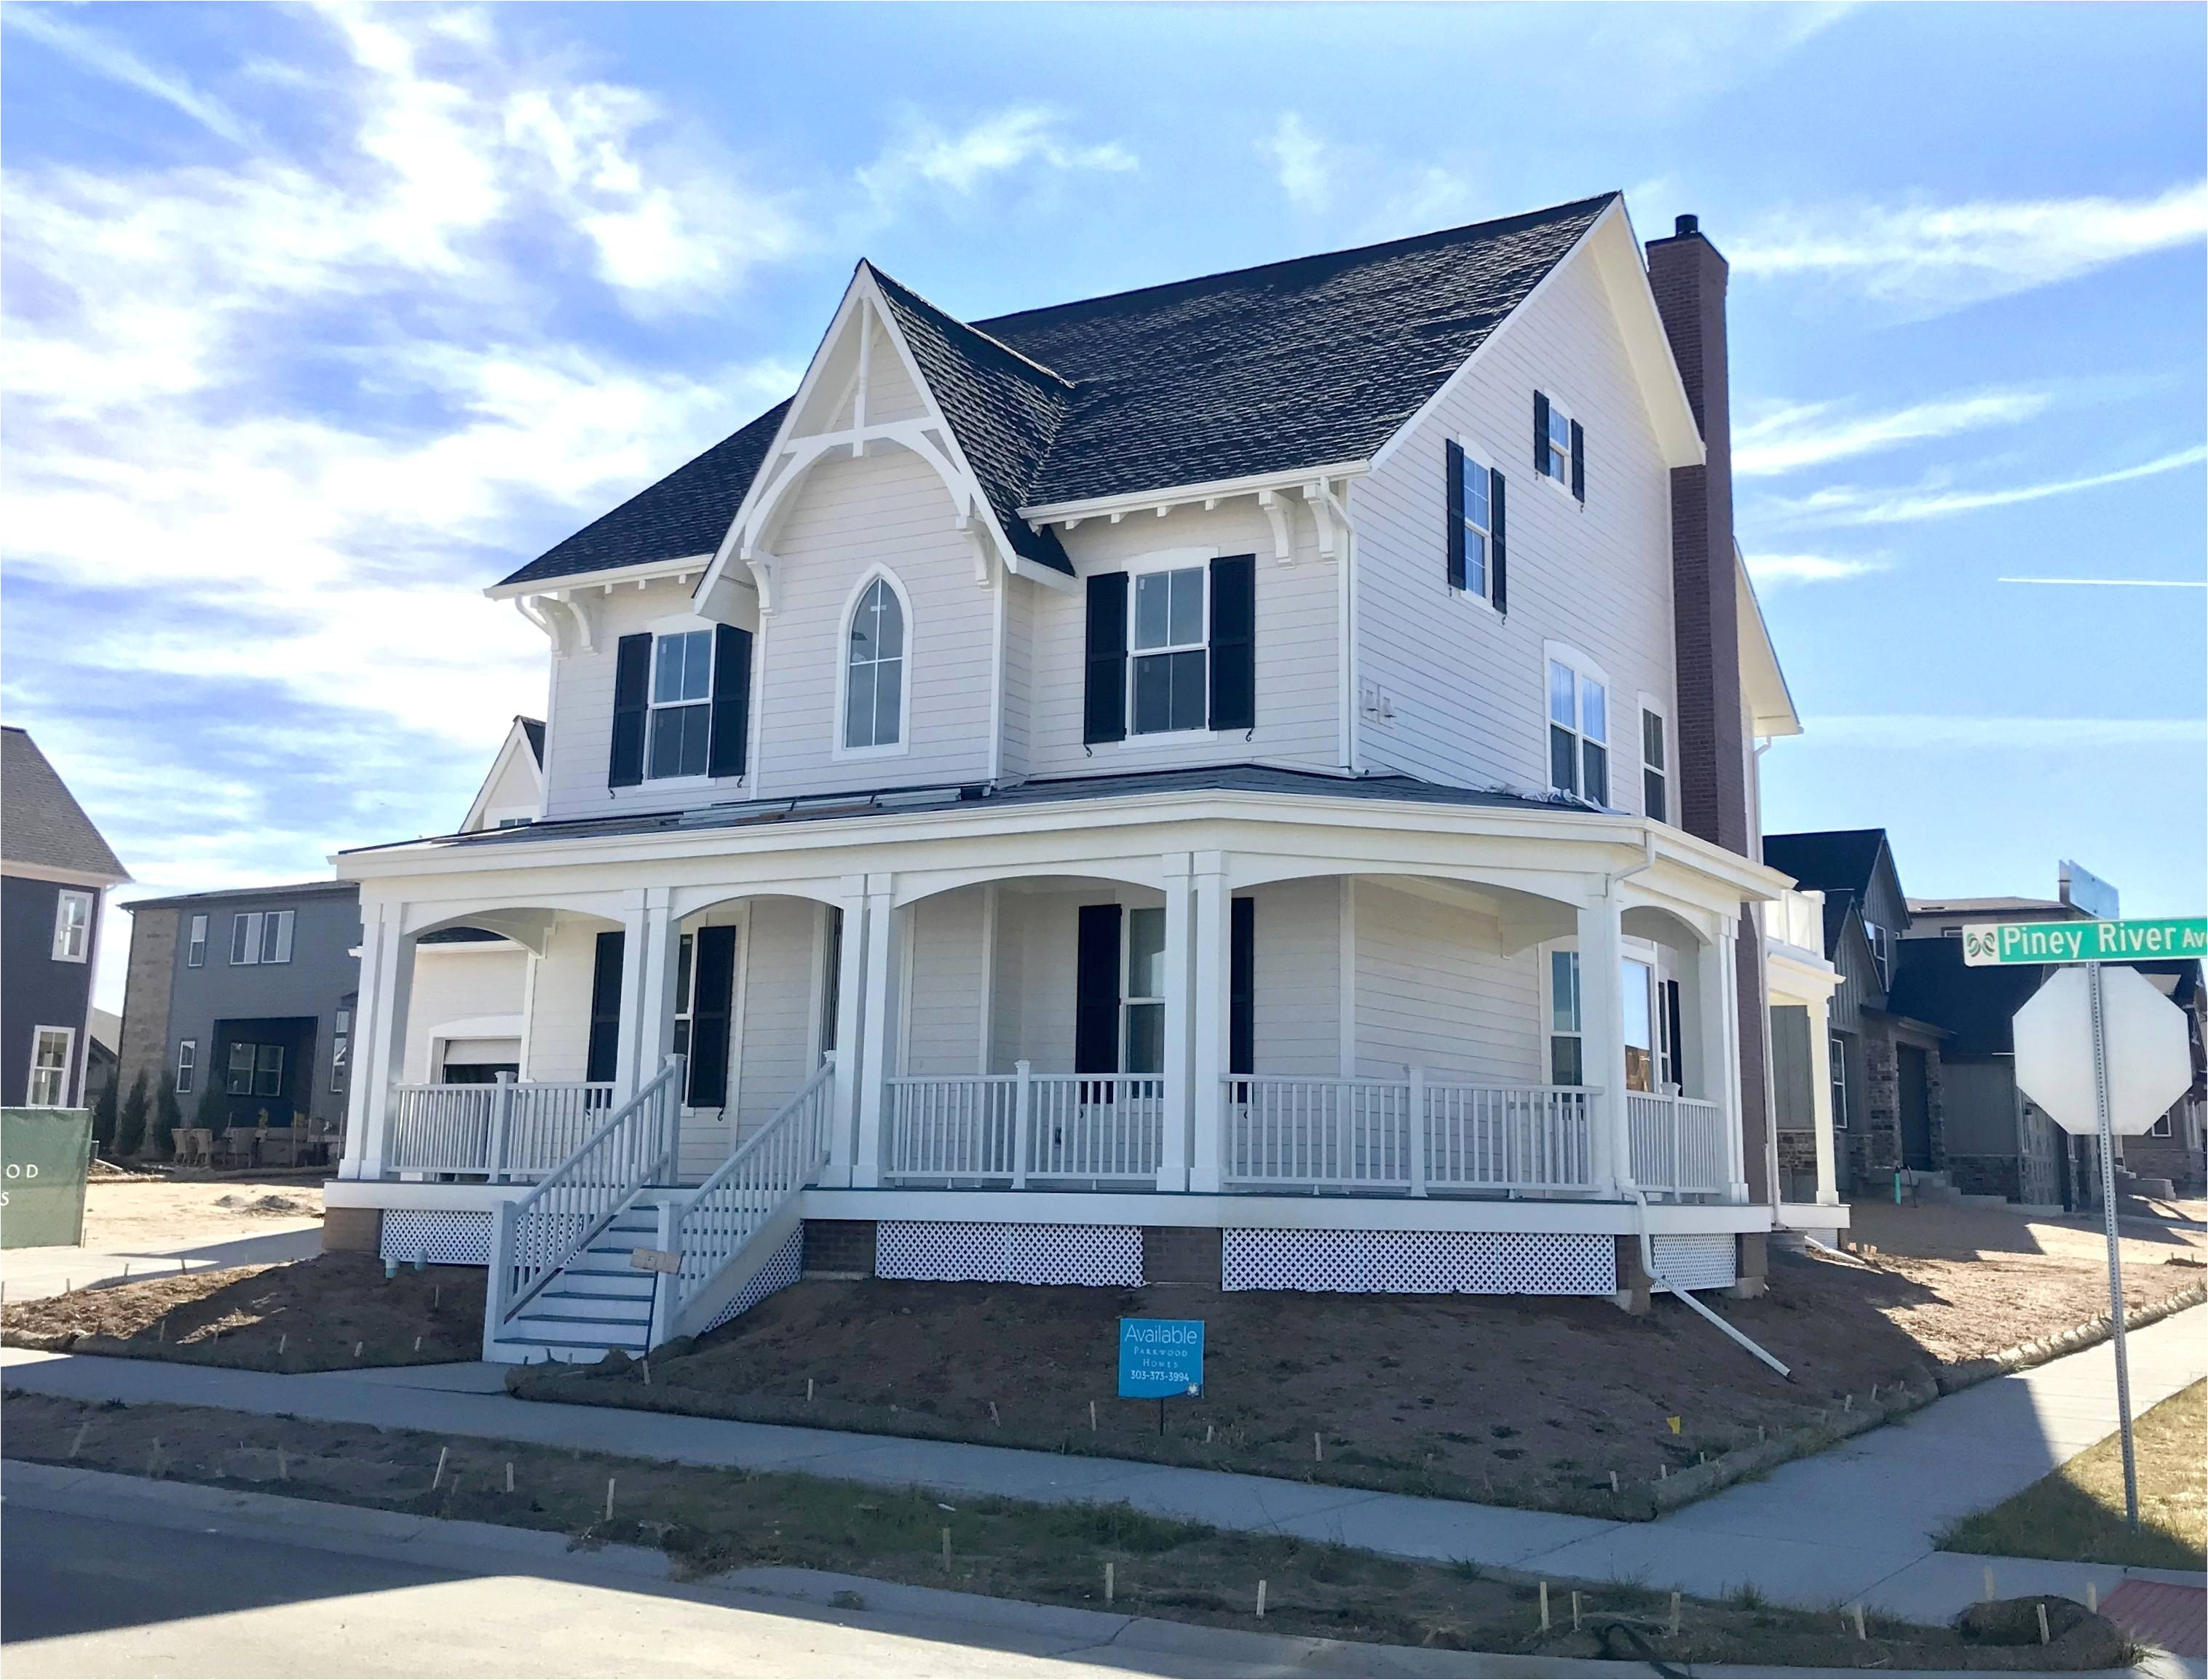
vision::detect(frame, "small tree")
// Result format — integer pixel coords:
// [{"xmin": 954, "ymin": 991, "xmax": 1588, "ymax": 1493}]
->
[
  {"xmin": 115, "ymin": 1070, "xmax": 150, "ymax": 1158},
  {"xmin": 91, "ymin": 1074, "xmax": 120, "ymax": 1152},
  {"xmin": 194, "ymin": 1080, "xmax": 227, "ymax": 1144},
  {"xmin": 153, "ymin": 1084, "xmax": 183, "ymax": 1160}
]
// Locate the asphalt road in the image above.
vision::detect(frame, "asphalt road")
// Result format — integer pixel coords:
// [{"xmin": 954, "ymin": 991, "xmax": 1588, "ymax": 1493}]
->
[{"xmin": 0, "ymin": 1507, "xmax": 1182, "ymax": 1679}]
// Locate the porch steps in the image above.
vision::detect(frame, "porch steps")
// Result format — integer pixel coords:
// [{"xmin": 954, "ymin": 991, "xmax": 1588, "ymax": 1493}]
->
[{"xmin": 488, "ymin": 1204, "xmax": 662, "ymax": 1366}]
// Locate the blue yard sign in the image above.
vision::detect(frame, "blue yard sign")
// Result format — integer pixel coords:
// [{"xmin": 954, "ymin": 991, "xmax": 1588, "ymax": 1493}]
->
[{"xmin": 1118, "ymin": 1317, "xmax": 1204, "ymax": 1398}]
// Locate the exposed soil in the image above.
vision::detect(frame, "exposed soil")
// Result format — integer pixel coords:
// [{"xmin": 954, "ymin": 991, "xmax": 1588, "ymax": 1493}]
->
[
  {"xmin": 71, "ymin": 1174, "xmax": 325, "ymax": 1253},
  {"xmin": 0, "ymin": 1391, "xmax": 2128, "ymax": 1671},
  {"xmin": 0, "ymin": 1253, "xmax": 483, "ymax": 1371},
  {"xmin": 1845, "ymin": 1197, "xmax": 2207, "ymax": 1271},
  {"xmin": 508, "ymin": 1245, "xmax": 2203, "ymax": 1518}
]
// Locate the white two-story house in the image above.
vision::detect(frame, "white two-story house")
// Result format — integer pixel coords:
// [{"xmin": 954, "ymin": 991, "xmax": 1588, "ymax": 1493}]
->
[{"xmin": 328, "ymin": 195, "xmax": 1843, "ymax": 1363}]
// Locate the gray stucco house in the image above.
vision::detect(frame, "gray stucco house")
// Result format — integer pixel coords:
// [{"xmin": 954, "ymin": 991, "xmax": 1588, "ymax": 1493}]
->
[{"xmin": 1, "ymin": 727, "xmax": 130, "ymax": 1108}]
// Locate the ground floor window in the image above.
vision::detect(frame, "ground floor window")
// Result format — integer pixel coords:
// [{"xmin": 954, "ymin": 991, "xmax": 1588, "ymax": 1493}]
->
[
  {"xmin": 330, "ymin": 1011, "xmax": 349, "ymax": 1092},
  {"xmin": 27, "ymin": 1027, "xmax": 72, "ymax": 1106},
  {"xmin": 175, "ymin": 1039, "xmax": 197, "ymax": 1095},
  {"xmin": 1548, "ymin": 951, "xmax": 1583, "ymax": 1085},
  {"xmin": 1123, "ymin": 906, "xmax": 1166, "ymax": 1074},
  {"xmin": 227, "ymin": 1042, "xmax": 285, "ymax": 1098}
]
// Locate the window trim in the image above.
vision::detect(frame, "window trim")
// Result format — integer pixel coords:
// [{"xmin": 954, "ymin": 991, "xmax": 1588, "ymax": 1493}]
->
[
  {"xmin": 52, "ymin": 890, "xmax": 92, "ymax": 962},
  {"xmin": 832, "ymin": 567, "xmax": 914, "ymax": 761},
  {"xmin": 186, "ymin": 913, "xmax": 208, "ymax": 968},
  {"xmin": 1125, "ymin": 551, "xmax": 1213, "ymax": 741},
  {"xmin": 175, "ymin": 1038, "xmax": 198, "ymax": 1095},
  {"xmin": 26, "ymin": 1026, "xmax": 73, "ymax": 1107},
  {"xmin": 1541, "ymin": 396, "xmax": 1577, "ymax": 492},
  {"xmin": 645, "ymin": 625, "xmax": 717, "ymax": 781},
  {"xmin": 1638, "ymin": 695, "xmax": 1670, "ymax": 824},
  {"xmin": 1452, "ymin": 441, "xmax": 1500, "ymax": 614},
  {"xmin": 1543, "ymin": 642, "xmax": 1612, "ymax": 807}
]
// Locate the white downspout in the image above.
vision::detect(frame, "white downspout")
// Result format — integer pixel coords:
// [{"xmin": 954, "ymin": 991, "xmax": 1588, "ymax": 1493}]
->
[
  {"xmin": 1629, "ymin": 1189, "xmax": 1791, "ymax": 1378},
  {"xmin": 1321, "ymin": 480, "xmax": 1361, "ymax": 774}
]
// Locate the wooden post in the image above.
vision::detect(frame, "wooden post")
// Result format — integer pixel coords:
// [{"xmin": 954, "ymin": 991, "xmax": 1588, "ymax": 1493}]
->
[{"xmin": 1407, "ymin": 1066, "xmax": 1428, "ymax": 1197}]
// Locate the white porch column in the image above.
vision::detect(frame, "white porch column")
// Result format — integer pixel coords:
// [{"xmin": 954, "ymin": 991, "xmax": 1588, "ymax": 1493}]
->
[
  {"xmin": 1705, "ymin": 916, "xmax": 1749, "ymax": 1202},
  {"xmin": 1189, "ymin": 852, "xmax": 1231, "ymax": 1193},
  {"xmin": 1576, "ymin": 893, "xmax": 1629, "ymax": 1196},
  {"xmin": 826, "ymin": 883, "xmax": 867, "ymax": 1187},
  {"xmin": 341, "ymin": 901, "xmax": 400, "ymax": 1180},
  {"xmin": 852, "ymin": 874, "xmax": 899, "ymax": 1188},
  {"xmin": 1805, "ymin": 999, "xmax": 1840, "ymax": 1206},
  {"xmin": 1157, "ymin": 855, "xmax": 1193, "ymax": 1192},
  {"xmin": 632, "ymin": 885, "xmax": 682, "ymax": 1099}
]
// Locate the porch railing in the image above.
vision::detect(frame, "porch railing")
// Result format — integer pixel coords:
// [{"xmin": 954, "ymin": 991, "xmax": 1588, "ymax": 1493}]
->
[
  {"xmin": 1225, "ymin": 1076, "xmax": 1595, "ymax": 1195},
  {"xmin": 387, "ymin": 1077, "xmax": 613, "ymax": 1180},
  {"xmin": 669, "ymin": 1061, "xmax": 834, "ymax": 1327},
  {"xmin": 884, "ymin": 1066, "xmax": 1163, "ymax": 1186},
  {"xmin": 491, "ymin": 1057, "xmax": 683, "ymax": 1328},
  {"xmin": 1626, "ymin": 1091, "xmax": 1730, "ymax": 1196}
]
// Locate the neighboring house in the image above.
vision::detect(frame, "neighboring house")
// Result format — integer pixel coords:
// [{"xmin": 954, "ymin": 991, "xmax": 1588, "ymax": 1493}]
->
[
  {"xmin": 114, "ymin": 726, "xmax": 544, "ymax": 1149},
  {"xmin": 1898, "ymin": 889, "xmax": 2206, "ymax": 1202},
  {"xmin": 1762, "ymin": 830, "xmax": 1947, "ymax": 1196},
  {"xmin": 85, "ymin": 1008, "xmax": 122, "ymax": 1115},
  {"xmin": 1, "ymin": 727, "xmax": 131, "ymax": 1109},
  {"xmin": 328, "ymin": 197, "xmax": 1845, "ymax": 1363}
]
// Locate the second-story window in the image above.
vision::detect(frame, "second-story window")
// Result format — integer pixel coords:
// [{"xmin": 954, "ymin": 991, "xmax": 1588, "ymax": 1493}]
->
[
  {"xmin": 230, "ymin": 909, "xmax": 295, "ymax": 965},
  {"xmin": 52, "ymin": 890, "xmax": 92, "ymax": 962},
  {"xmin": 649, "ymin": 630, "xmax": 714, "ymax": 777},
  {"xmin": 842, "ymin": 578, "xmax": 906, "ymax": 751},
  {"xmin": 1642, "ymin": 707, "xmax": 1669, "ymax": 823},
  {"xmin": 1547, "ymin": 652, "xmax": 1609, "ymax": 805},
  {"xmin": 186, "ymin": 913, "xmax": 208, "ymax": 967},
  {"xmin": 1535, "ymin": 390, "xmax": 1586, "ymax": 502},
  {"xmin": 1864, "ymin": 921, "xmax": 1892, "ymax": 988},
  {"xmin": 1131, "ymin": 567, "xmax": 1206, "ymax": 734}
]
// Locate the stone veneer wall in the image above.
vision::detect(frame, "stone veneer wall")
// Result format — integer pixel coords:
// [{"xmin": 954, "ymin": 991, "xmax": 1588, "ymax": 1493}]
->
[{"xmin": 114, "ymin": 904, "xmax": 179, "ymax": 1130}]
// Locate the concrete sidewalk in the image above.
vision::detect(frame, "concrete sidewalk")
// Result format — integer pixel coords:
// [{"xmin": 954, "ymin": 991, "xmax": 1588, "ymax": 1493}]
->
[
  {"xmin": 5, "ymin": 1304, "xmax": 2202, "ymax": 1625},
  {"xmin": 0, "ymin": 1228, "xmax": 322, "ymax": 1303}
]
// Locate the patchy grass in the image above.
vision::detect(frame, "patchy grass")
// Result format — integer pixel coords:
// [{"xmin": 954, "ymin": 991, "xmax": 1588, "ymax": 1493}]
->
[
  {"xmin": 1941, "ymin": 1382, "xmax": 2206, "ymax": 1572},
  {"xmin": 0, "ymin": 1254, "xmax": 482, "ymax": 1371},
  {"xmin": 0, "ymin": 1390, "xmax": 2127, "ymax": 1671}
]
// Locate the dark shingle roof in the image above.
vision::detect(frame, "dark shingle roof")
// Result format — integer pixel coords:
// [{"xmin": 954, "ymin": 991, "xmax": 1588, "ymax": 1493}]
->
[
  {"xmin": 498, "ymin": 194, "xmax": 1615, "ymax": 588},
  {"xmin": 124, "ymin": 878, "xmax": 355, "ymax": 911},
  {"xmin": 1762, "ymin": 830, "xmax": 1889, "ymax": 898},
  {"xmin": 0, "ymin": 727, "xmax": 128, "ymax": 881},
  {"xmin": 519, "ymin": 718, "xmax": 545, "ymax": 766}
]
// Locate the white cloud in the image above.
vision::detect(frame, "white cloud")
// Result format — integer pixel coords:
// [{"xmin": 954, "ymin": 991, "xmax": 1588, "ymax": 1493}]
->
[
  {"xmin": 1805, "ymin": 716, "xmax": 2207, "ymax": 750},
  {"xmin": 858, "ymin": 107, "xmax": 1136, "ymax": 206},
  {"xmin": 1998, "ymin": 575, "xmax": 2207, "ymax": 588},
  {"xmin": 4, "ymin": 7, "xmax": 252, "ymax": 145},
  {"xmin": 1744, "ymin": 553, "xmax": 1892, "ymax": 587},
  {"xmin": 1733, "ymin": 390, "xmax": 2049, "ymax": 477},
  {"xmin": 1262, "ymin": 113, "xmax": 1333, "ymax": 214},
  {"xmin": 1732, "ymin": 183, "xmax": 2208, "ymax": 314},
  {"xmin": 1754, "ymin": 446, "xmax": 2208, "ymax": 528}
]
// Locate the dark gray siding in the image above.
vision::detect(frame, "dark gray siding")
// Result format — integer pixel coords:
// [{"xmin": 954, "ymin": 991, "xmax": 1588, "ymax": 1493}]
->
[{"xmin": 1, "ymin": 872, "xmax": 101, "ymax": 1106}]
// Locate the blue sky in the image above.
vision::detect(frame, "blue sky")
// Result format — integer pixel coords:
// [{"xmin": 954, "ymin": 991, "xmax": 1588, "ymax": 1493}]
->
[{"xmin": 4, "ymin": 2, "xmax": 2202, "ymax": 1010}]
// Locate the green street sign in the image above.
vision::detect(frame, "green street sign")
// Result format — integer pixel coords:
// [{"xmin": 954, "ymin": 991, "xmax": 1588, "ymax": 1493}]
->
[{"xmin": 1962, "ymin": 916, "xmax": 2208, "ymax": 967}]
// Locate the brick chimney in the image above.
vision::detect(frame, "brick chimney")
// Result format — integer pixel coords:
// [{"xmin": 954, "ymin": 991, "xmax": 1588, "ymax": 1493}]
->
[{"xmin": 1645, "ymin": 213, "xmax": 1772, "ymax": 1202}]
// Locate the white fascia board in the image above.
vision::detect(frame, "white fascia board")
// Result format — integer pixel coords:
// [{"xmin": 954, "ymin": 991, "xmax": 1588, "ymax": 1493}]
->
[
  {"xmin": 1765, "ymin": 943, "xmax": 1840, "ymax": 1002},
  {"xmin": 1021, "ymin": 461, "xmax": 1370, "ymax": 527},
  {"xmin": 485, "ymin": 555, "xmax": 713, "ymax": 603},
  {"xmin": 1736, "ymin": 543, "xmax": 1802, "ymax": 738},
  {"xmin": 1, "ymin": 860, "xmax": 132, "ymax": 889}
]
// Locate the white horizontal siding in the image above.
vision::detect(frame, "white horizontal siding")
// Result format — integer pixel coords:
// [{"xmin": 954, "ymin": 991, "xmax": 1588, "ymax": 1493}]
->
[
  {"xmin": 727, "ymin": 898, "xmax": 821, "ymax": 1144},
  {"xmin": 901, "ymin": 887, "xmax": 989, "ymax": 1077},
  {"xmin": 521, "ymin": 918, "xmax": 601, "ymax": 1083},
  {"xmin": 1351, "ymin": 242, "xmax": 1676, "ymax": 807},
  {"xmin": 1249, "ymin": 878, "xmax": 1342, "ymax": 1078},
  {"xmin": 403, "ymin": 946, "xmax": 528, "ymax": 1082},
  {"xmin": 1352, "ymin": 879, "xmax": 1543, "ymax": 1085}
]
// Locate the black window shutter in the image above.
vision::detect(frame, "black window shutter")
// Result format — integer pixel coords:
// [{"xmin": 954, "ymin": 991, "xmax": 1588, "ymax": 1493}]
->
[
  {"xmin": 1083, "ymin": 573, "xmax": 1128, "ymax": 745},
  {"xmin": 1444, "ymin": 440, "xmax": 1466, "ymax": 591},
  {"xmin": 609, "ymin": 634, "xmax": 651, "ymax": 788},
  {"xmin": 1230, "ymin": 896, "xmax": 1255, "ymax": 1077},
  {"xmin": 1533, "ymin": 390, "xmax": 1551, "ymax": 478},
  {"xmin": 1489, "ymin": 468, "xmax": 1508, "ymax": 614},
  {"xmin": 685, "ymin": 924, "xmax": 738, "ymax": 1108},
  {"xmin": 585, "ymin": 930, "xmax": 625, "ymax": 1084},
  {"xmin": 706, "ymin": 625, "xmax": 753, "ymax": 780},
  {"xmin": 1207, "ymin": 555, "xmax": 1256, "ymax": 732},
  {"xmin": 1570, "ymin": 419, "xmax": 1586, "ymax": 503},
  {"xmin": 1074, "ymin": 904, "xmax": 1123, "ymax": 1074}
]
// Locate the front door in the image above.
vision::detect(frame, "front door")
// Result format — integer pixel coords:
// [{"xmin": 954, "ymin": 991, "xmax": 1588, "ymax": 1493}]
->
[{"xmin": 1897, "ymin": 1043, "xmax": 1934, "ymax": 1170}]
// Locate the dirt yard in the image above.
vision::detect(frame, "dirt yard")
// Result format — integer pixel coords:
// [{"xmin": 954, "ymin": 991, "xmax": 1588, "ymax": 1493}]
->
[
  {"xmin": 0, "ymin": 1254, "xmax": 483, "ymax": 1371},
  {"xmin": 0, "ymin": 1390, "xmax": 2127, "ymax": 1671},
  {"xmin": 1845, "ymin": 1197, "xmax": 2207, "ymax": 1269},
  {"xmin": 509, "ymin": 1243, "xmax": 2204, "ymax": 1518},
  {"xmin": 74, "ymin": 1173, "xmax": 325, "ymax": 1253}
]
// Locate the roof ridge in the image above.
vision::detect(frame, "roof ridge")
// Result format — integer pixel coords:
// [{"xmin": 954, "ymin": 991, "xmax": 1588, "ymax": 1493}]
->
[
  {"xmin": 976, "ymin": 191, "xmax": 1620, "ymax": 330},
  {"xmin": 860, "ymin": 261, "xmax": 1078, "ymax": 392}
]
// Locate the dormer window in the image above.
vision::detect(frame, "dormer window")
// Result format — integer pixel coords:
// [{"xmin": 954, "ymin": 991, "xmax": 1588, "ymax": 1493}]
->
[
  {"xmin": 649, "ymin": 630, "xmax": 714, "ymax": 778},
  {"xmin": 842, "ymin": 575, "xmax": 907, "ymax": 753}
]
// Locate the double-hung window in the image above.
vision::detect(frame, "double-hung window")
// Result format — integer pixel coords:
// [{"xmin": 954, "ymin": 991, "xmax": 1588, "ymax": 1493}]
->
[
  {"xmin": 1641, "ymin": 707, "xmax": 1669, "ymax": 823},
  {"xmin": 1830, "ymin": 1034, "xmax": 1849, "ymax": 1130},
  {"xmin": 227, "ymin": 1042, "xmax": 284, "ymax": 1098},
  {"xmin": 52, "ymin": 891, "xmax": 92, "ymax": 962},
  {"xmin": 27, "ymin": 1028, "xmax": 72, "ymax": 1106},
  {"xmin": 1548, "ymin": 951, "xmax": 1583, "ymax": 1086},
  {"xmin": 186, "ymin": 914, "xmax": 208, "ymax": 967},
  {"xmin": 1543, "ymin": 400, "xmax": 1574, "ymax": 486},
  {"xmin": 1864, "ymin": 922, "xmax": 1892, "ymax": 988},
  {"xmin": 1131, "ymin": 567, "xmax": 1207, "ymax": 734},
  {"xmin": 176, "ymin": 1039, "xmax": 197, "ymax": 1095},
  {"xmin": 670, "ymin": 932, "xmax": 697, "ymax": 1060},
  {"xmin": 649, "ymin": 629, "xmax": 714, "ymax": 778},
  {"xmin": 1546, "ymin": 652, "xmax": 1609, "ymax": 805},
  {"xmin": 230, "ymin": 909, "xmax": 294, "ymax": 965},
  {"xmin": 1457, "ymin": 448, "xmax": 1493, "ymax": 603},
  {"xmin": 1123, "ymin": 907, "xmax": 1167, "ymax": 1073},
  {"xmin": 842, "ymin": 578, "xmax": 906, "ymax": 751}
]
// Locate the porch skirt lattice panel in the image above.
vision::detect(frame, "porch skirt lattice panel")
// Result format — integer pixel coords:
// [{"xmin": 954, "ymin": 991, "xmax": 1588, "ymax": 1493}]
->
[
  {"xmin": 1222, "ymin": 1229, "xmax": 1614, "ymax": 1296},
  {"xmin": 877, "ymin": 1221, "xmax": 1143, "ymax": 1288},
  {"xmin": 1650, "ymin": 1232, "xmax": 1737, "ymax": 1291},
  {"xmin": 702, "ymin": 1229, "xmax": 804, "ymax": 1334},
  {"xmin": 379, "ymin": 1210, "xmax": 493, "ymax": 1267}
]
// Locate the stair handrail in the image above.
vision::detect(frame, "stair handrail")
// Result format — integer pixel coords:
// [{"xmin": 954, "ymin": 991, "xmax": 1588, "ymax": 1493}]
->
[
  {"xmin": 494, "ymin": 1055, "xmax": 683, "ymax": 1327},
  {"xmin": 668, "ymin": 1059, "xmax": 834, "ymax": 1326}
]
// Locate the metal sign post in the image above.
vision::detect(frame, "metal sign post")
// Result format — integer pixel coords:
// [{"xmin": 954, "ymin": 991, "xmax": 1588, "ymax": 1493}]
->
[{"xmin": 2084, "ymin": 962, "xmax": 2140, "ymax": 1531}]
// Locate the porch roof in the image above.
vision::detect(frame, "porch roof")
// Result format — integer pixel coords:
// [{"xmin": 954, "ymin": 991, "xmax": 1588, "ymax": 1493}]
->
[{"xmin": 341, "ymin": 764, "xmax": 1579, "ymax": 857}]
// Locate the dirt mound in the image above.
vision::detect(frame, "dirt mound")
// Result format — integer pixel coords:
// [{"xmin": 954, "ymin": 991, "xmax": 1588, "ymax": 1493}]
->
[{"xmin": 212, "ymin": 1192, "xmax": 312, "ymax": 1216}]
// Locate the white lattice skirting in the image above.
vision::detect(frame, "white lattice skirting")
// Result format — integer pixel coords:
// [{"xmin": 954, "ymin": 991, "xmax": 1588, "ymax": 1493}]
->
[
  {"xmin": 1222, "ymin": 1229, "xmax": 1615, "ymax": 1296},
  {"xmin": 1650, "ymin": 1232, "xmax": 1738, "ymax": 1291},
  {"xmin": 379, "ymin": 1209, "xmax": 493, "ymax": 1267},
  {"xmin": 877, "ymin": 1221, "xmax": 1143, "ymax": 1287},
  {"xmin": 703, "ymin": 1229, "xmax": 805, "ymax": 1333}
]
